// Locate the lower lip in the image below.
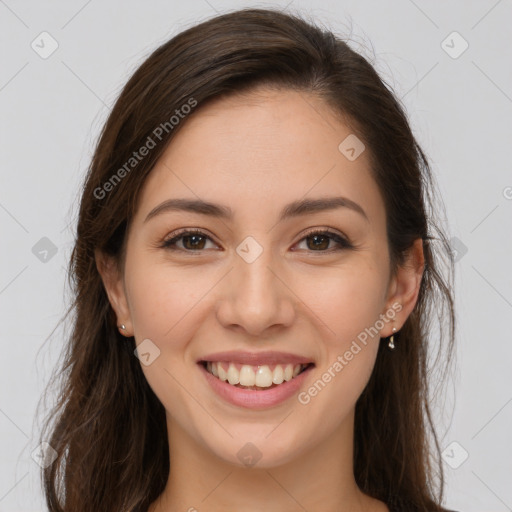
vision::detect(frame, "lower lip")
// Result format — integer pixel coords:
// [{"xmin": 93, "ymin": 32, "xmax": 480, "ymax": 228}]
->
[{"xmin": 199, "ymin": 363, "xmax": 314, "ymax": 410}]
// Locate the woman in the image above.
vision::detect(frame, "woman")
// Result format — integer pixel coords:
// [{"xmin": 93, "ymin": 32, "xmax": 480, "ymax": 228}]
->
[{"xmin": 39, "ymin": 7, "xmax": 456, "ymax": 512}]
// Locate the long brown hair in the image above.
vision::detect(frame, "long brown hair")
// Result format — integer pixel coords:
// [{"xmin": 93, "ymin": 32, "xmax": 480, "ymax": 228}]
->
[{"xmin": 38, "ymin": 7, "xmax": 455, "ymax": 511}]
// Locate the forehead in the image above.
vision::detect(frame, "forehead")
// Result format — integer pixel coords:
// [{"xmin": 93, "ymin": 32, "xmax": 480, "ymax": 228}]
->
[{"xmin": 134, "ymin": 88, "xmax": 385, "ymax": 227}]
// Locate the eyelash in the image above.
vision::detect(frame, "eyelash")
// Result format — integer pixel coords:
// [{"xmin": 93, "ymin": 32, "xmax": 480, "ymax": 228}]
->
[{"xmin": 160, "ymin": 227, "xmax": 353, "ymax": 253}]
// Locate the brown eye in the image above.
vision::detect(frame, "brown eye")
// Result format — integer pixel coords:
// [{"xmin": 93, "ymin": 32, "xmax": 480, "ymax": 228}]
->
[
  {"xmin": 181, "ymin": 233, "xmax": 207, "ymax": 250},
  {"xmin": 162, "ymin": 229, "xmax": 216, "ymax": 251},
  {"xmin": 295, "ymin": 229, "xmax": 353, "ymax": 252},
  {"xmin": 306, "ymin": 233, "xmax": 330, "ymax": 250},
  {"xmin": 161, "ymin": 228, "xmax": 352, "ymax": 254}
]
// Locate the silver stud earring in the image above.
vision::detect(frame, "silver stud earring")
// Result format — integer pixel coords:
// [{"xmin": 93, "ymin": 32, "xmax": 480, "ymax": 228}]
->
[
  {"xmin": 388, "ymin": 326, "xmax": 397, "ymax": 350},
  {"xmin": 119, "ymin": 324, "xmax": 126, "ymax": 331}
]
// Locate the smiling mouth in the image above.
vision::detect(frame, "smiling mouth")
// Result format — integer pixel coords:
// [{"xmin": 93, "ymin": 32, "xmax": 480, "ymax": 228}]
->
[{"xmin": 200, "ymin": 361, "xmax": 314, "ymax": 390}]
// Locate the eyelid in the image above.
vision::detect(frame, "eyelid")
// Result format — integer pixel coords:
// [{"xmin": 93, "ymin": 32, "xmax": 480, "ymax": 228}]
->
[{"xmin": 298, "ymin": 226, "xmax": 349, "ymax": 242}]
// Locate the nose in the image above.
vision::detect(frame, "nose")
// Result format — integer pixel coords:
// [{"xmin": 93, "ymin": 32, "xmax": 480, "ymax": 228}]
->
[{"xmin": 215, "ymin": 240, "xmax": 296, "ymax": 336}]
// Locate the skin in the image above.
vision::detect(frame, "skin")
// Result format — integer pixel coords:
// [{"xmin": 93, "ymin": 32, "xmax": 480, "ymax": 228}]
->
[{"xmin": 96, "ymin": 87, "xmax": 424, "ymax": 512}]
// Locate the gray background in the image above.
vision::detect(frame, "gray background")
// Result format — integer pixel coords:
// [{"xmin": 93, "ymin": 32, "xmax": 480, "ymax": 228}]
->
[{"xmin": 1, "ymin": 0, "xmax": 511, "ymax": 510}]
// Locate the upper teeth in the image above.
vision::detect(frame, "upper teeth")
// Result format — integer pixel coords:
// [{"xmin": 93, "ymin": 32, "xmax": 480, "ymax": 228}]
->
[{"xmin": 206, "ymin": 362, "xmax": 306, "ymax": 388}]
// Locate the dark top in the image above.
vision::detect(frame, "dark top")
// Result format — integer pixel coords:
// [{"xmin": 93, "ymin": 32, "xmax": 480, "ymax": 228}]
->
[
  {"xmin": 143, "ymin": 501, "xmax": 458, "ymax": 511},
  {"xmin": 387, "ymin": 499, "xmax": 458, "ymax": 512},
  {"xmin": 389, "ymin": 507, "xmax": 458, "ymax": 511}
]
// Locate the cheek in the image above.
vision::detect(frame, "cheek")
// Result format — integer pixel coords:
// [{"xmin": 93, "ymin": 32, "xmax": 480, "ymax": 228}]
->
[
  {"xmin": 126, "ymin": 258, "xmax": 203, "ymax": 342},
  {"xmin": 295, "ymin": 342, "xmax": 378, "ymax": 451},
  {"xmin": 294, "ymin": 266, "xmax": 386, "ymax": 431},
  {"xmin": 124, "ymin": 259, "xmax": 209, "ymax": 421},
  {"xmin": 296, "ymin": 259, "xmax": 388, "ymax": 347},
  {"xmin": 293, "ymin": 260, "xmax": 386, "ymax": 405}
]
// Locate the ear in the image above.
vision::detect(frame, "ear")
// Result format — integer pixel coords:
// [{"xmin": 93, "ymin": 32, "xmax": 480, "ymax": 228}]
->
[
  {"xmin": 95, "ymin": 248, "xmax": 133, "ymax": 336},
  {"xmin": 381, "ymin": 238, "xmax": 425, "ymax": 337}
]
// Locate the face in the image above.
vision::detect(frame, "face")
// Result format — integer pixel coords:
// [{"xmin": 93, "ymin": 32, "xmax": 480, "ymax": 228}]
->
[{"xmin": 98, "ymin": 87, "xmax": 423, "ymax": 469}]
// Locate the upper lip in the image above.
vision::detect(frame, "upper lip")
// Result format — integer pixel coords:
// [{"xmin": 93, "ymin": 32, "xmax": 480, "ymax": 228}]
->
[{"xmin": 198, "ymin": 351, "xmax": 314, "ymax": 366}]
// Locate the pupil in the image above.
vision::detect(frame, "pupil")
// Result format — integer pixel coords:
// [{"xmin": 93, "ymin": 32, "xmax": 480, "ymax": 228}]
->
[
  {"xmin": 309, "ymin": 234, "xmax": 328, "ymax": 250},
  {"xmin": 185, "ymin": 235, "xmax": 204, "ymax": 250}
]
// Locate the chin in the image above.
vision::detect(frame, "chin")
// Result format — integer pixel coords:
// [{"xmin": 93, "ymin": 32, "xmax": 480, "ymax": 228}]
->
[{"xmin": 203, "ymin": 428, "xmax": 308, "ymax": 469}]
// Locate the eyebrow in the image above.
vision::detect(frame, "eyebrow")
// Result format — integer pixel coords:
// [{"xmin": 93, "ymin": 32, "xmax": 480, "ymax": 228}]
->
[{"xmin": 144, "ymin": 196, "xmax": 369, "ymax": 224}]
